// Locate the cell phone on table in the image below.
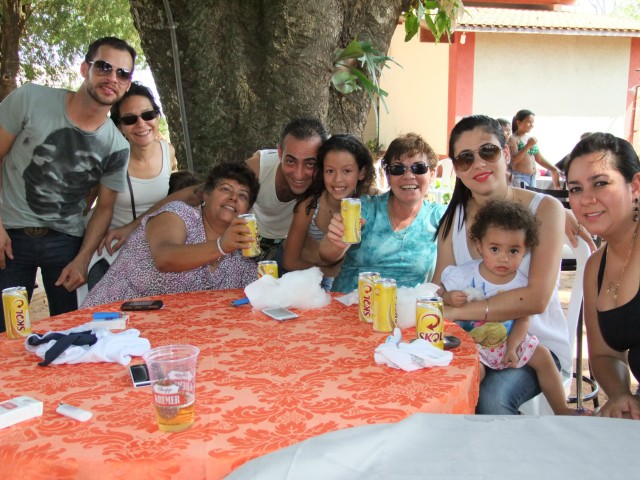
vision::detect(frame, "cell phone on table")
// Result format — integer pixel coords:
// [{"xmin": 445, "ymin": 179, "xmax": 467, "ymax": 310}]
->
[
  {"xmin": 262, "ymin": 307, "xmax": 298, "ymax": 321},
  {"xmin": 129, "ymin": 364, "xmax": 151, "ymax": 388},
  {"xmin": 121, "ymin": 300, "xmax": 164, "ymax": 311}
]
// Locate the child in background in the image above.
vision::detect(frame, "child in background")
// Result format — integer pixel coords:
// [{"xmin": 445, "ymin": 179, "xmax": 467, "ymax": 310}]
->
[
  {"xmin": 169, "ymin": 170, "xmax": 200, "ymax": 195},
  {"xmin": 439, "ymin": 200, "xmax": 585, "ymax": 415},
  {"xmin": 283, "ymin": 134, "xmax": 377, "ymax": 290}
]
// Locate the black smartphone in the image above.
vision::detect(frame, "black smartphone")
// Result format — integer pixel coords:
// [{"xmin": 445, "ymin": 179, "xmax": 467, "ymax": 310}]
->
[
  {"xmin": 121, "ymin": 300, "xmax": 164, "ymax": 311},
  {"xmin": 129, "ymin": 364, "xmax": 151, "ymax": 387}
]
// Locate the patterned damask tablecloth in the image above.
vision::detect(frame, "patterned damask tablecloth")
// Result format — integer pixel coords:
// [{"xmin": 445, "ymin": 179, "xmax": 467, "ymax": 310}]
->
[{"xmin": 0, "ymin": 289, "xmax": 479, "ymax": 480}]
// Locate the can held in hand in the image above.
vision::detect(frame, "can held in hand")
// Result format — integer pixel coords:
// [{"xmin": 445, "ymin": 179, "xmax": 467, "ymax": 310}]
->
[
  {"xmin": 258, "ymin": 260, "xmax": 278, "ymax": 278},
  {"xmin": 341, "ymin": 198, "xmax": 361, "ymax": 244},
  {"xmin": 358, "ymin": 272, "xmax": 379, "ymax": 323},
  {"xmin": 2, "ymin": 287, "xmax": 32, "ymax": 339},
  {"xmin": 416, "ymin": 296, "xmax": 444, "ymax": 348},
  {"xmin": 373, "ymin": 278, "xmax": 397, "ymax": 332},
  {"xmin": 239, "ymin": 213, "xmax": 261, "ymax": 257}
]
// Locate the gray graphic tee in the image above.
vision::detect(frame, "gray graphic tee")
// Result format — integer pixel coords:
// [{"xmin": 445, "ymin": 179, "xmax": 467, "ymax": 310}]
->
[{"xmin": 0, "ymin": 83, "xmax": 129, "ymax": 236}]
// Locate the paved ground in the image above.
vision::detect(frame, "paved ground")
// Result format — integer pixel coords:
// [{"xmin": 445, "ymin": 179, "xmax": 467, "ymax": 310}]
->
[{"xmin": 29, "ymin": 270, "xmax": 630, "ymax": 411}]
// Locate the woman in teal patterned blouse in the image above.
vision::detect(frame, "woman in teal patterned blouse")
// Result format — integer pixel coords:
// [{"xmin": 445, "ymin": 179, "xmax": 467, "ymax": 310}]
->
[{"xmin": 319, "ymin": 133, "xmax": 446, "ymax": 293}]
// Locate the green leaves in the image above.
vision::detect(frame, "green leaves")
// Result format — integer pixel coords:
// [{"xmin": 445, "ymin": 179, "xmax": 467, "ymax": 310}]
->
[{"xmin": 404, "ymin": 0, "xmax": 465, "ymax": 44}]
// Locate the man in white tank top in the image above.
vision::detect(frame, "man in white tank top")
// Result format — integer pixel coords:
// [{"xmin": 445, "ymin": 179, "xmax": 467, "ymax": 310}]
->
[{"xmin": 245, "ymin": 117, "xmax": 328, "ymax": 266}]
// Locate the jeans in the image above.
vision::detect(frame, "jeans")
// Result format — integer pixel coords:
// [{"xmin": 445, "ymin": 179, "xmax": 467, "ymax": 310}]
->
[
  {"xmin": 476, "ymin": 351, "xmax": 560, "ymax": 415},
  {"xmin": 0, "ymin": 229, "xmax": 82, "ymax": 331},
  {"xmin": 512, "ymin": 171, "xmax": 536, "ymax": 188}
]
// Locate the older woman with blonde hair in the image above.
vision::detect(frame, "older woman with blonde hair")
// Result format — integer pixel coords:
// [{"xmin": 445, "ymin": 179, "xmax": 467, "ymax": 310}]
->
[{"xmin": 320, "ymin": 133, "xmax": 445, "ymax": 292}]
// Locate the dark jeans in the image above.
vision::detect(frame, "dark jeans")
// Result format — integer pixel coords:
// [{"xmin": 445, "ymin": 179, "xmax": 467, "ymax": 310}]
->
[{"xmin": 0, "ymin": 229, "xmax": 82, "ymax": 332}]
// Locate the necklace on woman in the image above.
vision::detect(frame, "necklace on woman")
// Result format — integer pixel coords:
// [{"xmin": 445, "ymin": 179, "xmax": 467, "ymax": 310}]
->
[
  {"xmin": 606, "ymin": 223, "xmax": 639, "ymax": 300},
  {"xmin": 389, "ymin": 212, "xmax": 408, "ymax": 241}
]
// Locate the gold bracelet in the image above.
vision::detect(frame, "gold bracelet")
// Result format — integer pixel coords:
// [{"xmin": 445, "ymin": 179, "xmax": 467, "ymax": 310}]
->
[{"xmin": 484, "ymin": 299, "xmax": 489, "ymax": 322}]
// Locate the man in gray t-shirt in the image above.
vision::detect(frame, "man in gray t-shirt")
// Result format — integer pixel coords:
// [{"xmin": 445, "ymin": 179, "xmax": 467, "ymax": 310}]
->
[{"xmin": 0, "ymin": 37, "xmax": 136, "ymax": 330}]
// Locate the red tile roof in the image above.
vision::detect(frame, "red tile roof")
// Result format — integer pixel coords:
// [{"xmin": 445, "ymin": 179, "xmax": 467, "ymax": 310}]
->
[{"xmin": 458, "ymin": 7, "xmax": 640, "ymax": 36}]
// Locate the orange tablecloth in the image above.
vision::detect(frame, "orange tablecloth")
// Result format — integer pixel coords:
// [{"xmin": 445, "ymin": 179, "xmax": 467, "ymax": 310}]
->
[{"xmin": 0, "ymin": 290, "xmax": 479, "ymax": 479}]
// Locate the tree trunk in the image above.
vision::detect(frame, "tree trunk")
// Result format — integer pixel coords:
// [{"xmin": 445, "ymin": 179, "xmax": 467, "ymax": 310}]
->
[
  {"xmin": 129, "ymin": 0, "xmax": 405, "ymax": 176},
  {"xmin": 0, "ymin": 0, "xmax": 28, "ymax": 102}
]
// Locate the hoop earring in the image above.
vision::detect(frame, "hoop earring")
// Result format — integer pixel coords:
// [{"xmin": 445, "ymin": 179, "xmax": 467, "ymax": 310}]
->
[{"xmin": 634, "ymin": 197, "xmax": 639, "ymax": 223}]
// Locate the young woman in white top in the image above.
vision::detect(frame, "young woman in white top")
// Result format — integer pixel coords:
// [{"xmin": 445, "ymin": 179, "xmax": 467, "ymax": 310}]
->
[{"xmin": 84, "ymin": 82, "xmax": 175, "ymax": 291}]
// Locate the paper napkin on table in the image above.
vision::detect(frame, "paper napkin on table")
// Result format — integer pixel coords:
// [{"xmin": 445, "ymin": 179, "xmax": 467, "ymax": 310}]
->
[
  {"xmin": 25, "ymin": 323, "xmax": 150, "ymax": 366},
  {"xmin": 244, "ymin": 266, "xmax": 331, "ymax": 310},
  {"xmin": 374, "ymin": 328, "xmax": 453, "ymax": 371}
]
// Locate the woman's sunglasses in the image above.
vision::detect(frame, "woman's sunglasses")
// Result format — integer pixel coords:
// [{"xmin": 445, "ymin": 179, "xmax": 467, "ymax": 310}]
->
[
  {"xmin": 119, "ymin": 110, "xmax": 161, "ymax": 126},
  {"xmin": 88, "ymin": 60, "xmax": 133, "ymax": 84},
  {"xmin": 453, "ymin": 144, "xmax": 502, "ymax": 172},
  {"xmin": 387, "ymin": 162, "xmax": 430, "ymax": 176}
]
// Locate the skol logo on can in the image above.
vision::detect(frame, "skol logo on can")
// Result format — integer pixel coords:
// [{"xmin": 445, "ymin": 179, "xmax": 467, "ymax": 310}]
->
[
  {"xmin": 416, "ymin": 296, "xmax": 444, "ymax": 349},
  {"xmin": 258, "ymin": 260, "xmax": 278, "ymax": 278},
  {"xmin": 358, "ymin": 272, "xmax": 379, "ymax": 323},
  {"xmin": 341, "ymin": 198, "xmax": 361, "ymax": 244},
  {"xmin": 2, "ymin": 286, "xmax": 32, "ymax": 339},
  {"xmin": 238, "ymin": 213, "xmax": 261, "ymax": 257},
  {"xmin": 373, "ymin": 278, "xmax": 397, "ymax": 333}
]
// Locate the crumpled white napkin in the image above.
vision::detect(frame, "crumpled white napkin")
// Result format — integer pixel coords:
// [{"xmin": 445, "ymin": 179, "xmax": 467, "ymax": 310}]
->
[
  {"xmin": 244, "ymin": 266, "xmax": 331, "ymax": 310},
  {"xmin": 374, "ymin": 328, "xmax": 453, "ymax": 371},
  {"xmin": 25, "ymin": 323, "xmax": 151, "ymax": 366},
  {"xmin": 336, "ymin": 282, "xmax": 440, "ymax": 329}
]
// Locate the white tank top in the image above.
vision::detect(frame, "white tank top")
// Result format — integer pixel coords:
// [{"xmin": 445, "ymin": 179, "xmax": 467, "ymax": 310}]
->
[
  {"xmin": 250, "ymin": 149, "xmax": 296, "ymax": 240},
  {"xmin": 110, "ymin": 140, "xmax": 172, "ymax": 228}
]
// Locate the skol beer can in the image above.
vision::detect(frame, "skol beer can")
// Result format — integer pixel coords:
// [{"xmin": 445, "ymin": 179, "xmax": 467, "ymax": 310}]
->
[
  {"xmin": 416, "ymin": 296, "xmax": 444, "ymax": 349},
  {"xmin": 238, "ymin": 213, "xmax": 261, "ymax": 257},
  {"xmin": 373, "ymin": 278, "xmax": 397, "ymax": 333},
  {"xmin": 358, "ymin": 272, "xmax": 379, "ymax": 323},
  {"xmin": 258, "ymin": 260, "xmax": 278, "ymax": 278},
  {"xmin": 341, "ymin": 198, "xmax": 361, "ymax": 244},
  {"xmin": 2, "ymin": 287, "xmax": 32, "ymax": 339}
]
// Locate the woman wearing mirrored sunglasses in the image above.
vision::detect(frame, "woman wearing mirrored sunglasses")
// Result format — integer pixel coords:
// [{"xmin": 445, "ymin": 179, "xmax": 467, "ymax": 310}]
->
[
  {"xmin": 320, "ymin": 133, "xmax": 446, "ymax": 293},
  {"xmin": 433, "ymin": 115, "xmax": 575, "ymax": 415},
  {"xmin": 80, "ymin": 82, "xmax": 177, "ymax": 298}
]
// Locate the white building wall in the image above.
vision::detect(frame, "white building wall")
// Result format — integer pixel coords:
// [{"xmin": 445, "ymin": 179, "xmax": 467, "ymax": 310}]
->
[{"xmin": 473, "ymin": 33, "xmax": 631, "ymax": 162}]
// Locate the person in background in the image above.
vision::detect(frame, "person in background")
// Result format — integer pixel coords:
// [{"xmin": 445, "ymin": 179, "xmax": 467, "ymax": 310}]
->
[
  {"xmin": 496, "ymin": 118, "xmax": 511, "ymax": 144},
  {"xmin": 283, "ymin": 134, "xmax": 377, "ymax": 290},
  {"xmin": 319, "ymin": 133, "xmax": 445, "ymax": 293},
  {"xmin": 82, "ymin": 162, "xmax": 260, "ymax": 307},
  {"xmin": 509, "ymin": 109, "xmax": 562, "ymax": 189},
  {"xmin": 440, "ymin": 200, "xmax": 585, "ymax": 415},
  {"xmin": 98, "ymin": 117, "xmax": 329, "ymax": 274},
  {"xmin": 433, "ymin": 115, "xmax": 571, "ymax": 415},
  {"xmin": 169, "ymin": 170, "xmax": 200, "ymax": 195},
  {"xmin": 565, "ymin": 132, "xmax": 640, "ymax": 419},
  {"xmin": 0, "ymin": 36, "xmax": 135, "ymax": 330},
  {"xmin": 555, "ymin": 132, "xmax": 592, "ymax": 173},
  {"xmin": 83, "ymin": 82, "xmax": 175, "ymax": 291}
]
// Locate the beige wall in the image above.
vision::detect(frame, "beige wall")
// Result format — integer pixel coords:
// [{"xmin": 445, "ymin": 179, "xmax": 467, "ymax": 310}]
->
[
  {"xmin": 369, "ymin": 26, "xmax": 450, "ymax": 157},
  {"xmin": 370, "ymin": 26, "xmax": 632, "ymax": 163},
  {"xmin": 473, "ymin": 33, "xmax": 631, "ymax": 162}
]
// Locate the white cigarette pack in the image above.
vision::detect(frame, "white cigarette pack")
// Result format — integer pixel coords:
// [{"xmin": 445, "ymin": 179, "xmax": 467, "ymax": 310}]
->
[
  {"xmin": 89, "ymin": 314, "xmax": 129, "ymax": 330},
  {"xmin": 0, "ymin": 396, "xmax": 43, "ymax": 429}
]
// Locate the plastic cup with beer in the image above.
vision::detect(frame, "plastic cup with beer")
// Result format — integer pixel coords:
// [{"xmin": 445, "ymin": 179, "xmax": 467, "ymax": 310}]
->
[
  {"xmin": 143, "ymin": 344, "xmax": 200, "ymax": 433},
  {"xmin": 341, "ymin": 198, "xmax": 361, "ymax": 244}
]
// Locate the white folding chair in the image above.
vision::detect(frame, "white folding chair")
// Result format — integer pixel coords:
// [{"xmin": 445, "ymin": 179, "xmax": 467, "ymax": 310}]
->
[{"xmin": 518, "ymin": 234, "xmax": 592, "ymax": 415}]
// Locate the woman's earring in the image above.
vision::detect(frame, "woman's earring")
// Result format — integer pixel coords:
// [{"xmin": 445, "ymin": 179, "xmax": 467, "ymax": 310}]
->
[{"xmin": 633, "ymin": 197, "xmax": 639, "ymax": 222}]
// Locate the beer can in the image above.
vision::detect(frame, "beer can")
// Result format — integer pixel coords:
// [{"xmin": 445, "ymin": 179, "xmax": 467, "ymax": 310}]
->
[
  {"xmin": 373, "ymin": 278, "xmax": 397, "ymax": 333},
  {"xmin": 238, "ymin": 213, "xmax": 261, "ymax": 257},
  {"xmin": 416, "ymin": 296, "xmax": 444, "ymax": 349},
  {"xmin": 358, "ymin": 272, "xmax": 379, "ymax": 323},
  {"xmin": 341, "ymin": 198, "xmax": 361, "ymax": 244},
  {"xmin": 2, "ymin": 287, "xmax": 32, "ymax": 339},
  {"xmin": 258, "ymin": 260, "xmax": 278, "ymax": 278}
]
